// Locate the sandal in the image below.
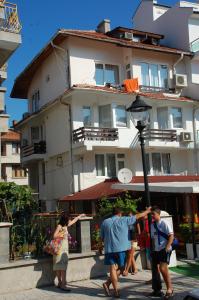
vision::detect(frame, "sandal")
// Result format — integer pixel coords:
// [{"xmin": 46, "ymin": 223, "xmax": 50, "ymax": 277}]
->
[
  {"xmin": 164, "ymin": 290, "xmax": 174, "ymax": 299},
  {"xmin": 103, "ymin": 282, "xmax": 111, "ymax": 297},
  {"xmin": 114, "ymin": 290, "xmax": 120, "ymax": 298}
]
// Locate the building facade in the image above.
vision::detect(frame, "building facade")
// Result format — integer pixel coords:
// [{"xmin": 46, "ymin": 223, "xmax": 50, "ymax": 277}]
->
[
  {"xmin": 1, "ymin": 129, "xmax": 28, "ymax": 185},
  {"xmin": 0, "ymin": 1, "xmax": 22, "ymax": 180},
  {"xmin": 11, "ymin": 18, "xmax": 199, "ymax": 214}
]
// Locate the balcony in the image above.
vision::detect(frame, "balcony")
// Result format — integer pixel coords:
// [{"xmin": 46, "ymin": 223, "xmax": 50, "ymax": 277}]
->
[
  {"xmin": 21, "ymin": 141, "xmax": 46, "ymax": 163},
  {"xmin": 73, "ymin": 127, "xmax": 119, "ymax": 151},
  {"xmin": 139, "ymin": 85, "xmax": 169, "ymax": 93},
  {"xmin": 132, "ymin": 128, "xmax": 178, "ymax": 149},
  {"xmin": 0, "ymin": 63, "xmax": 7, "ymax": 83},
  {"xmin": 0, "ymin": 2, "xmax": 21, "ymax": 66}
]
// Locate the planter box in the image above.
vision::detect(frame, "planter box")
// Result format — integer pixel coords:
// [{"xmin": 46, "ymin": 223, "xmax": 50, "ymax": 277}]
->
[{"xmin": 186, "ymin": 243, "xmax": 194, "ymax": 260}]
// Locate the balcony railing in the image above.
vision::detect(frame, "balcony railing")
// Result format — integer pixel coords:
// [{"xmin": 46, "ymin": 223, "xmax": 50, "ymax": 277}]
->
[
  {"xmin": 190, "ymin": 37, "xmax": 199, "ymax": 53},
  {"xmin": 139, "ymin": 85, "xmax": 169, "ymax": 93},
  {"xmin": 0, "ymin": 2, "xmax": 21, "ymax": 33},
  {"xmin": 143, "ymin": 128, "xmax": 177, "ymax": 141},
  {"xmin": 73, "ymin": 127, "xmax": 119, "ymax": 143},
  {"xmin": 22, "ymin": 141, "xmax": 46, "ymax": 158}
]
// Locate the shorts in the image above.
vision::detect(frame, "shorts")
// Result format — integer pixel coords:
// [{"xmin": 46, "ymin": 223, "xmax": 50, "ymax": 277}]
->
[
  {"xmin": 104, "ymin": 251, "xmax": 126, "ymax": 267},
  {"xmin": 152, "ymin": 249, "xmax": 172, "ymax": 265}
]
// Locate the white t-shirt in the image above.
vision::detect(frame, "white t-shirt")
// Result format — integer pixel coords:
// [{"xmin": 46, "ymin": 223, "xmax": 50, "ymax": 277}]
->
[{"xmin": 151, "ymin": 219, "xmax": 173, "ymax": 252}]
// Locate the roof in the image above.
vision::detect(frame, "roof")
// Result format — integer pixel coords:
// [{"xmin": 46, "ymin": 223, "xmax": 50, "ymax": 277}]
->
[
  {"xmin": 59, "ymin": 179, "xmax": 124, "ymax": 202},
  {"xmin": 59, "ymin": 176, "xmax": 199, "ymax": 202},
  {"xmin": 1, "ymin": 129, "xmax": 20, "ymax": 142},
  {"xmin": 11, "ymin": 28, "xmax": 192, "ymax": 99},
  {"xmin": 108, "ymin": 26, "xmax": 164, "ymax": 39}
]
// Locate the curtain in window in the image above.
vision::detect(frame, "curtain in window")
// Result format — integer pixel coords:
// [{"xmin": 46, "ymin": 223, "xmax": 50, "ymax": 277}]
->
[
  {"xmin": 157, "ymin": 107, "xmax": 168, "ymax": 129},
  {"xmin": 95, "ymin": 154, "xmax": 105, "ymax": 176},
  {"xmin": 141, "ymin": 63, "xmax": 150, "ymax": 86},
  {"xmin": 106, "ymin": 153, "xmax": 116, "ymax": 178},
  {"xmin": 162, "ymin": 153, "xmax": 171, "ymax": 174},
  {"xmin": 152, "ymin": 153, "xmax": 162, "ymax": 175},
  {"xmin": 99, "ymin": 105, "xmax": 111, "ymax": 128},
  {"xmin": 160, "ymin": 65, "xmax": 168, "ymax": 88},
  {"xmin": 150, "ymin": 64, "xmax": 159, "ymax": 87}
]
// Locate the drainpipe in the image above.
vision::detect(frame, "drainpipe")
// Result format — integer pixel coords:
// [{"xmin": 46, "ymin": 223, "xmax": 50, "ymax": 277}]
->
[
  {"xmin": 173, "ymin": 53, "xmax": 184, "ymax": 74},
  {"xmin": 193, "ymin": 106, "xmax": 199, "ymax": 175},
  {"xmin": 51, "ymin": 41, "xmax": 74, "ymax": 193}
]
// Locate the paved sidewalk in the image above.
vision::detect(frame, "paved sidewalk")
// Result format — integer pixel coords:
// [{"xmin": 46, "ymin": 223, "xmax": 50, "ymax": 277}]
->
[{"xmin": 0, "ymin": 270, "xmax": 198, "ymax": 299}]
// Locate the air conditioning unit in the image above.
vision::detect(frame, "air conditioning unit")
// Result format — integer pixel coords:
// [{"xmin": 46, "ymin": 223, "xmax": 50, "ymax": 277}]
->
[
  {"xmin": 23, "ymin": 112, "xmax": 30, "ymax": 119},
  {"xmin": 124, "ymin": 32, "xmax": 133, "ymax": 40},
  {"xmin": 180, "ymin": 132, "xmax": 192, "ymax": 142},
  {"xmin": 174, "ymin": 74, "xmax": 188, "ymax": 87}
]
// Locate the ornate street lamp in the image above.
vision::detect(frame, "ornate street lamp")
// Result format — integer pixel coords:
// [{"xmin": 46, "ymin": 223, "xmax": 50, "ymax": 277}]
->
[{"xmin": 127, "ymin": 95, "xmax": 162, "ymax": 295}]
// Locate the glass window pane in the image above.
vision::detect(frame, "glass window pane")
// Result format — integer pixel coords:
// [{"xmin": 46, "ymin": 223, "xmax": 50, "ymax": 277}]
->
[
  {"xmin": 150, "ymin": 64, "xmax": 159, "ymax": 87},
  {"xmin": 117, "ymin": 153, "xmax": 125, "ymax": 159},
  {"xmin": 106, "ymin": 153, "xmax": 116, "ymax": 178},
  {"xmin": 99, "ymin": 105, "xmax": 112, "ymax": 128},
  {"xmin": 115, "ymin": 105, "xmax": 127, "ymax": 127},
  {"xmin": 118, "ymin": 161, "xmax": 125, "ymax": 171},
  {"xmin": 152, "ymin": 153, "xmax": 161, "ymax": 175},
  {"xmin": 83, "ymin": 106, "xmax": 92, "ymax": 126},
  {"xmin": 146, "ymin": 153, "xmax": 150, "ymax": 175},
  {"xmin": 160, "ymin": 65, "xmax": 168, "ymax": 88},
  {"xmin": 157, "ymin": 107, "xmax": 168, "ymax": 129},
  {"xmin": 171, "ymin": 107, "xmax": 183, "ymax": 128},
  {"xmin": 95, "ymin": 154, "xmax": 105, "ymax": 176},
  {"xmin": 105, "ymin": 64, "xmax": 119, "ymax": 85},
  {"xmin": 95, "ymin": 63, "xmax": 104, "ymax": 85},
  {"xmin": 162, "ymin": 153, "xmax": 171, "ymax": 174},
  {"xmin": 140, "ymin": 63, "xmax": 150, "ymax": 86}
]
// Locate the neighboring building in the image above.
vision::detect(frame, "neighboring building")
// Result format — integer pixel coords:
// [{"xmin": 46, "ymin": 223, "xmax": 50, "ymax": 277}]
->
[
  {"xmin": 10, "ymin": 19, "xmax": 199, "ymax": 226},
  {"xmin": 1, "ymin": 129, "xmax": 28, "ymax": 185},
  {"xmin": 132, "ymin": 0, "xmax": 199, "ymax": 99},
  {"xmin": 0, "ymin": 1, "xmax": 22, "ymax": 178}
]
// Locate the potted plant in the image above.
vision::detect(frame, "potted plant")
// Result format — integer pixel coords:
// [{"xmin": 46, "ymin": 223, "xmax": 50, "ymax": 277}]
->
[{"xmin": 179, "ymin": 223, "xmax": 197, "ymax": 260}]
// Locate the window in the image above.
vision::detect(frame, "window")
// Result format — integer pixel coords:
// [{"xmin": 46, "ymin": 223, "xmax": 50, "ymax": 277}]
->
[
  {"xmin": 31, "ymin": 90, "xmax": 40, "ymax": 113},
  {"xmin": 12, "ymin": 166, "xmax": 28, "ymax": 178},
  {"xmin": 95, "ymin": 153, "xmax": 125, "ymax": 177},
  {"xmin": 95, "ymin": 63, "xmax": 119, "ymax": 86},
  {"xmin": 42, "ymin": 162, "xmax": 46, "ymax": 185},
  {"xmin": 157, "ymin": 107, "xmax": 168, "ymax": 129},
  {"xmin": 12, "ymin": 143, "xmax": 20, "ymax": 154},
  {"xmin": 140, "ymin": 63, "xmax": 168, "ymax": 88},
  {"xmin": 106, "ymin": 153, "xmax": 116, "ymax": 178},
  {"xmin": 83, "ymin": 106, "xmax": 92, "ymax": 126},
  {"xmin": 1, "ymin": 165, "xmax": 6, "ymax": 180},
  {"xmin": 31, "ymin": 127, "xmax": 40, "ymax": 141},
  {"xmin": 147, "ymin": 153, "xmax": 171, "ymax": 175},
  {"xmin": 115, "ymin": 105, "xmax": 127, "ymax": 127},
  {"xmin": 1, "ymin": 143, "xmax": 6, "ymax": 156},
  {"xmin": 95, "ymin": 154, "xmax": 105, "ymax": 176},
  {"xmin": 171, "ymin": 107, "xmax": 183, "ymax": 128},
  {"xmin": 99, "ymin": 104, "xmax": 112, "ymax": 128}
]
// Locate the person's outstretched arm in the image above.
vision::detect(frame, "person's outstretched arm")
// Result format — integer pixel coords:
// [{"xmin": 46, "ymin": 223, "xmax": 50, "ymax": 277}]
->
[
  {"xmin": 135, "ymin": 207, "xmax": 151, "ymax": 220},
  {"xmin": 68, "ymin": 214, "xmax": 85, "ymax": 227}
]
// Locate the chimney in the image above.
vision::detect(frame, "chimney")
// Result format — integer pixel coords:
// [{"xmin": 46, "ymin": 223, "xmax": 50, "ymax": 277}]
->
[
  {"xmin": 12, "ymin": 120, "xmax": 17, "ymax": 127},
  {"xmin": 96, "ymin": 19, "xmax": 111, "ymax": 34}
]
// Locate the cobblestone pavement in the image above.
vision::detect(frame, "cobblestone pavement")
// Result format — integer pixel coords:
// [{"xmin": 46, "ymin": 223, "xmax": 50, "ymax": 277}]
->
[{"xmin": 0, "ymin": 270, "xmax": 198, "ymax": 300}]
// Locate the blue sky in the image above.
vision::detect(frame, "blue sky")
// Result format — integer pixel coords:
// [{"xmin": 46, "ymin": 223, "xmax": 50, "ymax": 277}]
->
[{"xmin": 6, "ymin": 0, "xmax": 179, "ymax": 124}]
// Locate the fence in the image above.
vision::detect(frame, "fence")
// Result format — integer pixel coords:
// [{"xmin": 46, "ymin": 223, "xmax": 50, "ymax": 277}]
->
[{"xmin": 0, "ymin": 2, "xmax": 21, "ymax": 33}]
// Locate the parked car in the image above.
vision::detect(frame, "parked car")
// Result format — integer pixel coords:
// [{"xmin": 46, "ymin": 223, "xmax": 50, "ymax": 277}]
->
[{"xmin": 184, "ymin": 289, "xmax": 199, "ymax": 300}]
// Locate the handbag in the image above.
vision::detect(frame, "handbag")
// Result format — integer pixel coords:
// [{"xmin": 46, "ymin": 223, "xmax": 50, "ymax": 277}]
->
[{"xmin": 44, "ymin": 237, "xmax": 63, "ymax": 255}]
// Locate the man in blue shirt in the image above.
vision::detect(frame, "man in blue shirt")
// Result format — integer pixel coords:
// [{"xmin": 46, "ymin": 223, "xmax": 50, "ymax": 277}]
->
[{"xmin": 101, "ymin": 206, "xmax": 151, "ymax": 298}]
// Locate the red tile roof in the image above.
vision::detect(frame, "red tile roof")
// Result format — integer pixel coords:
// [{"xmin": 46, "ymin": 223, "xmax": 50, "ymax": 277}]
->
[
  {"xmin": 1, "ymin": 130, "xmax": 20, "ymax": 141},
  {"xmin": 59, "ymin": 176, "xmax": 199, "ymax": 201}
]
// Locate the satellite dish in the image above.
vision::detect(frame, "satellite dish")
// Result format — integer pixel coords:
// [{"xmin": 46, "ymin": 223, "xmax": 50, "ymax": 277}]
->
[{"xmin": 118, "ymin": 168, "xmax": 133, "ymax": 184}]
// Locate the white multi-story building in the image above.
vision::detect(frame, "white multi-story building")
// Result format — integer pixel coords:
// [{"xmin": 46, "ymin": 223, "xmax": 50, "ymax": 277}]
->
[
  {"xmin": 1, "ymin": 128, "xmax": 28, "ymax": 185},
  {"xmin": 11, "ymin": 20, "xmax": 199, "ymax": 220},
  {"xmin": 0, "ymin": 1, "xmax": 22, "ymax": 179}
]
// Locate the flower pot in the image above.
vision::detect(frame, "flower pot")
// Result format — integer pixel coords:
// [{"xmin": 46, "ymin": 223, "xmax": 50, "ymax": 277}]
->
[{"xmin": 186, "ymin": 243, "xmax": 194, "ymax": 260}]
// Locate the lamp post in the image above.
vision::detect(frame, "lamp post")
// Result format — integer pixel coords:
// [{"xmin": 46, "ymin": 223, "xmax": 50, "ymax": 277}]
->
[{"xmin": 127, "ymin": 95, "xmax": 162, "ymax": 295}]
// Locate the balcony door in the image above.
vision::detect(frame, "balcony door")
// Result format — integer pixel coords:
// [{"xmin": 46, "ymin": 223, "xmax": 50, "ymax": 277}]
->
[
  {"xmin": 99, "ymin": 104, "xmax": 112, "ymax": 128},
  {"xmin": 157, "ymin": 107, "xmax": 168, "ymax": 130}
]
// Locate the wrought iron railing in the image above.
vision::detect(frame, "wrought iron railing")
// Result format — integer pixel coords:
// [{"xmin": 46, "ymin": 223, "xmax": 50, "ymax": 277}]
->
[
  {"xmin": 0, "ymin": 2, "xmax": 21, "ymax": 33},
  {"xmin": 139, "ymin": 85, "xmax": 169, "ymax": 93},
  {"xmin": 143, "ymin": 128, "xmax": 177, "ymax": 141},
  {"xmin": 73, "ymin": 127, "xmax": 119, "ymax": 143}
]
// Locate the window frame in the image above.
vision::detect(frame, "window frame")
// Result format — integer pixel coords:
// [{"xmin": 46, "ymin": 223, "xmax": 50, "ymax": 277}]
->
[
  {"xmin": 146, "ymin": 152, "xmax": 171, "ymax": 175},
  {"xmin": 140, "ymin": 62, "xmax": 169, "ymax": 89},
  {"xmin": 94, "ymin": 62, "xmax": 120, "ymax": 86},
  {"xmin": 95, "ymin": 153, "xmax": 125, "ymax": 178},
  {"xmin": 170, "ymin": 107, "xmax": 183, "ymax": 129},
  {"xmin": 31, "ymin": 90, "xmax": 40, "ymax": 113},
  {"xmin": 114, "ymin": 104, "xmax": 128, "ymax": 128},
  {"xmin": 82, "ymin": 106, "xmax": 92, "ymax": 127}
]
